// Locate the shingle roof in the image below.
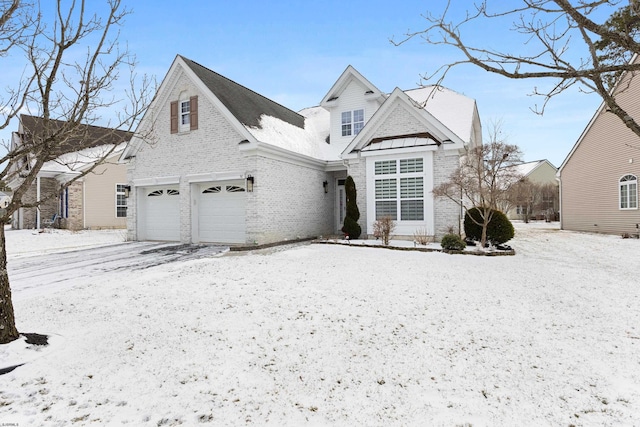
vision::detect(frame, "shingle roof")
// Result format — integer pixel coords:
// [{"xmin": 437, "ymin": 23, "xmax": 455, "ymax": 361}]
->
[
  {"xmin": 19, "ymin": 115, "xmax": 133, "ymax": 159},
  {"xmin": 180, "ymin": 55, "xmax": 304, "ymax": 129}
]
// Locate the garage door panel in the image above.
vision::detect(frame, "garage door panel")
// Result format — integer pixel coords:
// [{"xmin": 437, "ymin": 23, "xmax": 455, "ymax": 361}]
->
[
  {"xmin": 198, "ymin": 182, "xmax": 246, "ymax": 244},
  {"xmin": 141, "ymin": 186, "xmax": 180, "ymax": 241}
]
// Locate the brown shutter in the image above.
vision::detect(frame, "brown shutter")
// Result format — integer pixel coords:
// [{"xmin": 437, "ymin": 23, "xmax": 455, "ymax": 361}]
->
[
  {"xmin": 190, "ymin": 96, "xmax": 198, "ymax": 130},
  {"xmin": 170, "ymin": 101, "xmax": 178, "ymax": 134}
]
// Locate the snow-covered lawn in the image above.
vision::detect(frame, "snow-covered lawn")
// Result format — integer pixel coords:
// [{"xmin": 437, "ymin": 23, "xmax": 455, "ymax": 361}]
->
[{"xmin": 1, "ymin": 223, "xmax": 639, "ymax": 426}]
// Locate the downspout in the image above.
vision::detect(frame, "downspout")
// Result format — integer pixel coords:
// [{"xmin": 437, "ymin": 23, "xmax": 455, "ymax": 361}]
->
[{"xmin": 36, "ymin": 176, "xmax": 41, "ymax": 229}]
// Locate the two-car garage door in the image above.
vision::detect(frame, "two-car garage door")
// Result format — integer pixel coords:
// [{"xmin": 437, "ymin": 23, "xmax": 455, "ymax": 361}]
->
[{"xmin": 139, "ymin": 181, "xmax": 246, "ymax": 243}]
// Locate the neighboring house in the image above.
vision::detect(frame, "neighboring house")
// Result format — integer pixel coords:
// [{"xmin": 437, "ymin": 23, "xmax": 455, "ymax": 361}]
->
[
  {"xmin": 121, "ymin": 55, "xmax": 482, "ymax": 245},
  {"xmin": 9, "ymin": 115, "xmax": 132, "ymax": 230},
  {"xmin": 503, "ymin": 159, "xmax": 559, "ymax": 221},
  {"xmin": 558, "ymin": 56, "xmax": 640, "ymax": 235}
]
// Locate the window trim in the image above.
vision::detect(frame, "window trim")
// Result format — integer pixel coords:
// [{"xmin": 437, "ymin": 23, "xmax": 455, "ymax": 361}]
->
[
  {"xmin": 373, "ymin": 157, "xmax": 425, "ymax": 222},
  {"xmin": 619, "ymin": 174, "xmax": 638, "ymax": 210},
  {"xmin": 341, "ymin": 108, "xmax": 365, "ymax": 137},
  {"xmin": 116, "ymin": 184, "xmax": 127, "ymax": 218}
]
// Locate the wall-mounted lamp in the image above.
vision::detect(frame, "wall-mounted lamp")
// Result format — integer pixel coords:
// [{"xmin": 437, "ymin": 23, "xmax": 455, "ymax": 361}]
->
[
  {"xmin": 123, "ymin": 185, "xmax": 132, "ymax": 198},
  {"xmin": 246, "ymin": 175, "xmax": 254, "ymax": 192},
  {"xmin": 323, "ymin": 180, "xmax": 328, "ymax": 193}
]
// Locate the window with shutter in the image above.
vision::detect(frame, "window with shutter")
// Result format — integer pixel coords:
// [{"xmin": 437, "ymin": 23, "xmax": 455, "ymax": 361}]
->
[
  {"xmin": 190, "ymin": 96, "xmax": 198, "ymax": 130},
  {"xmin": 170, "ymin": 101, "xmax": 178, "ymax": 134}
]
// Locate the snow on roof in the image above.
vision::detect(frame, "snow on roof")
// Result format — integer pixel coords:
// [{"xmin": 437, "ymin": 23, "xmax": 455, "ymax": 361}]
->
[
  {"xmin": 245, "ymin": 106, "xmax": 339, "ymax": 161},
  {"xmin": 404, "ymin": 86, "xmax": 476, "ymax": 143},
  {"xmin": 41, "ymin": 143, "xmax": 125, "ymax": 174},
  {"xmin": 244, "ymin": 85, "xmax": 477, "ymax": 162}
]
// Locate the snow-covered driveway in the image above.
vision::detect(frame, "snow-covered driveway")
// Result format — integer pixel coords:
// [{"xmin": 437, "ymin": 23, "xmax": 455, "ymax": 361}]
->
[{"xmin": 7, "ymin": 233, "xmax": 228, "ymax": 301}]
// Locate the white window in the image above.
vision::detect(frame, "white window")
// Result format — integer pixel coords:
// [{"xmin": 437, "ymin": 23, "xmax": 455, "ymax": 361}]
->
[
  {"xmin": 619, "ymin": 174, "xmax": 638, "ymax": 209},
  {"xmin": 116, "ymin": 184, "xmax": 127, "ymax": 218},
  {"xmin": 180, "ymin": 100, "xmax": 190, "ymax": 128},
  {"xmin": 341, "ymin": 109, "xmax": 364, "ymax": 137},
  {"xmin": 374, "ymin": 158, "xmax": 424, "ymax": 221}
]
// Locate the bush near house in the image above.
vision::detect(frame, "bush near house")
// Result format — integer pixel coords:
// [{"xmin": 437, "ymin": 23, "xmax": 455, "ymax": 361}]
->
[
  {"xmin": 342, "ymin": 176, "xmax": 361, "ymax": 239},
  {"xmin": 441, "ymin": 233, "xmax": 466, "ymax": 251},
  {"xmin": 464, "ymin": 207, "xmax": 514, "ymax": 245}
]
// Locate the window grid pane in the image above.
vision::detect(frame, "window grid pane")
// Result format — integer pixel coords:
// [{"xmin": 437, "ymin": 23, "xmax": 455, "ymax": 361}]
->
[
  {"xmin": 341, "ymin": 111, "xmax": 352, "ymax": 137},
  {"xmin": 353, "ymin": 109, "xmax": 364, "ymax": 135},
  {"xmin": 375, "ymin": 160, "xmax": 396, "ymax": 175},
  {"xmin": 375, "ymin": 179, "xmax": 397, "ymax": 199},
  {"xmin": 400, "ymin": 177, "xmax": 424, "ymax": 199},
  {"xmin": 376, "ymin": 200, "xmax": 397, "ymax": 220},
  {"xmin": 401, "ymin": 200, "xmax": 424, "ymax": 220},
  {"xmin": 400, "ymin": 158, "xmax": 423, "ymax": 173},
  {"xmin": 630, "ymin": 183, "xmax": 638, "ymax": 208}
]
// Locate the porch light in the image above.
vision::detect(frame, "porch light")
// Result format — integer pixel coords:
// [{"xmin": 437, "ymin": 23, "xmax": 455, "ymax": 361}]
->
[
  {"xmin": 123, "ymin": 185, "xmax": 132, "ymax": 198},
  {"xmin": 246, "ymin": 175, "xmax": 254, "ymax": 192},
  {"xmin": 323, "ymin": 180, "xmax": 328, "ymax": 193}
]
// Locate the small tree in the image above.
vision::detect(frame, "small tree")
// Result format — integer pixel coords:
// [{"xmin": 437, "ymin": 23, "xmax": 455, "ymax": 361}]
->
[
  {"xmin": 432, "ymin": 121, "xmax": 523, "ymax": 247},
  {"xmin": 341, "ymin": 175, "xmax": 361, "ymax": 239},
  {"xmin": 373, "ymin": 216, "xmax": 395, "ymax": 245},
  {"xmin": 507, "ymin": 178, "xmax": 539, "ymax": 223}
]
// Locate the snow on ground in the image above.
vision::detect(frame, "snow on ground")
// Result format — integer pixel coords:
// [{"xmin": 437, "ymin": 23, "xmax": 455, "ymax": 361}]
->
[
  {"xmin": 5, "ymin": 227, "xmax": 126, "ymax": 258},
  {"xmin": 1, "ymin": 222, "xmax": 640, "ymax": 426}
]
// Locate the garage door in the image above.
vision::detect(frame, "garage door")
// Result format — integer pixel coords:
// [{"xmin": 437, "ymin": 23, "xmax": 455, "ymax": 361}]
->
[
  {"xmin": 198, "ymin": 182, "xmax": 246, "ymax": 243},
  {"xmin": 141, "ymin": 186, "xmax": 180, "ymax": 241}
]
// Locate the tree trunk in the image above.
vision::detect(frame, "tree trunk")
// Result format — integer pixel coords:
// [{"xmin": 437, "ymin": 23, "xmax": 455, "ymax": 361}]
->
[{"xmin": 0, "ymin": 224, "xmax": 19, "ymax": 344}]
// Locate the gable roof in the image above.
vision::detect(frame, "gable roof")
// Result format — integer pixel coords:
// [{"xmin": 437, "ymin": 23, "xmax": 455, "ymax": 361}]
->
[
  {"xmin": 320, "ymin": 65, "xmax": 385, "ymax": 106},
  {"xmin": 404, "ymin": 86, "xmax": 477, "ymax": 144},
  {"xmin": 180, "ymin": 55, "xmax": 304, "ymax": 129},
  {"xmin": 19, "ymin": 115, "xmax": 132, "ymax": 160},
  {"xmin": 342, "ymin": 87, "xmax": 470, "ymax": 156},
  {"xmin": 510, "ymin": 159, "xmax": 557, "ymax": 177}
]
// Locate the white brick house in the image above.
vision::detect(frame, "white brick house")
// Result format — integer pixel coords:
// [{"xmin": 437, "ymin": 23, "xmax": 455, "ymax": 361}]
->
[{"xmin": 121, "ymin": 56, "xmax": 482, "ymax": 245}]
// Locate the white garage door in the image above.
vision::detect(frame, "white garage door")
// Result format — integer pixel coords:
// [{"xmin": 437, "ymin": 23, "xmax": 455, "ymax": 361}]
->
[
  {"xmin": 141, "ymin": 186, "xmax": 180, "ymax": 241},
  {"xmin": 198, "ymin": 182, "xmax": 246, "ymax": 243}
]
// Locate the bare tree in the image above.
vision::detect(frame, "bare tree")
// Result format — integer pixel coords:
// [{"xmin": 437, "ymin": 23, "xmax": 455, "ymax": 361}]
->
[
  {"xmin": 507, "ymin": 179, "xmax": 540, "ymax": 223},
  {"xmin": 394, "ymin": 1, "xmax": 640, "ymax": 143},
  {"xmin": 0, "ymin": 0, "xmax": 153, "ymax": 344},
  {"xmin": 432, "ymin": 122, "xmax": 523, "ymax": 247}
]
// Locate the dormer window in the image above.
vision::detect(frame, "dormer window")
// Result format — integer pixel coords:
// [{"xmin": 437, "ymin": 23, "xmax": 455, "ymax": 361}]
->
[{"xmin": 341, "ymin": 109, "xmax": 365, "ymax": 137}]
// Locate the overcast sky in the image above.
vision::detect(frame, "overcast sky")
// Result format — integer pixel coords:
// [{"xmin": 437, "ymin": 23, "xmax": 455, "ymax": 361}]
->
[{"xmin": 3, "ymin": 0, "xmax": 616, "ymax": 168}]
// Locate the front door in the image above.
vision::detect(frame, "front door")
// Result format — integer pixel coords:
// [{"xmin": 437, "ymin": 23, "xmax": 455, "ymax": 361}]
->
[{"xmin": 336, "ymin": 178, "xmax": 346, "ymax": 233}]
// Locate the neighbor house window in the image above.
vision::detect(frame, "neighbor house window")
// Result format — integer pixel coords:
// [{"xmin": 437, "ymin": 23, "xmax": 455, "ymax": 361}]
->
[
  {"xmin": 341, "ymin": 109, "xmax": 364, "ymax": 137},
  {"xmin": 619, "ymin": 174, "xmax": 638, "ymax": 209},
  {"xmin": 170, "ymin": 95, "xmax": 198, "ymax": 133},
  {"xmin": 374, "ymin": 157, "xmax": 424, "ymax": 221},
  {"xmin": 116, "ymin": 184, "xmax": 127, "ymax": 218}
]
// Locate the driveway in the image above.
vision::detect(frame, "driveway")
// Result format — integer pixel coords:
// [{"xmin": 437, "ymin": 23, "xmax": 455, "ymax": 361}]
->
[{"xmin": 8, "ymin": 242, "xmax": 228, "ymax": 301}]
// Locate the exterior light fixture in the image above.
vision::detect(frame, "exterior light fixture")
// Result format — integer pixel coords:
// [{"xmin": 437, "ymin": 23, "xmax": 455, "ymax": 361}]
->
[
  {"xmin": 123, "ymin": 185, "xmax": 132, "ymax": 198},
  {"xmin": 246, "ymin": 175, "xmax": 254, "ymax": 192},
  {"xmin": 323, "ymin": 180, "xmax": 328, "ymax": 193}
]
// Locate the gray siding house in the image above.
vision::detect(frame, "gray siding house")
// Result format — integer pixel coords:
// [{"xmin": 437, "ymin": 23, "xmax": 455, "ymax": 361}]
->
[
  {"xmin": 558, "ymin": 56, "xmax": 640, "ymax": 235},
  {"xmin": 121, "ymin": 55, "xmax": 482, "ymax": 245}
]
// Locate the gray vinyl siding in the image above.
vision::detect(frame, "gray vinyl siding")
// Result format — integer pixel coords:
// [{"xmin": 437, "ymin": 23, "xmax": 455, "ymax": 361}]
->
[{"xmin": 561, "ymin": 70, "xmax": 640, "ymax": 235}]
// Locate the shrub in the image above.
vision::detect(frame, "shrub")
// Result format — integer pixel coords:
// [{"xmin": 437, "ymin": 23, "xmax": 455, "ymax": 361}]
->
[
  {"xmin": 464, "ymin": 207, "xmax": 514, "ymax": 245},
  {"xmin": 373, "ymin": 216, "xmax": 395, "ymax": 245},
  {"xmin": 413, "ymin": 227, "xmax": 433, "ymax": 245},
  {"xmin": 441, "ymin": 233, "xmax": 466, "ymax": 251},
  {"xmin": 341, "ymin": 176, "xmax": 361, "ymax": 239}
]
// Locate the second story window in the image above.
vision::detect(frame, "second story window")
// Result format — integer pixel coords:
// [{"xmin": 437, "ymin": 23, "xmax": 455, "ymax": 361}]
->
[
  {"xmin": 170, "ymin": 95, "xmax": 198, "ymax": 134},
  {"xmin": 180, "ymin": 100, "xmax": 190, "ymax": 127},
  {"xmin": 341, "ymin": 109, "xmax": 365, "ymax": 137}
]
